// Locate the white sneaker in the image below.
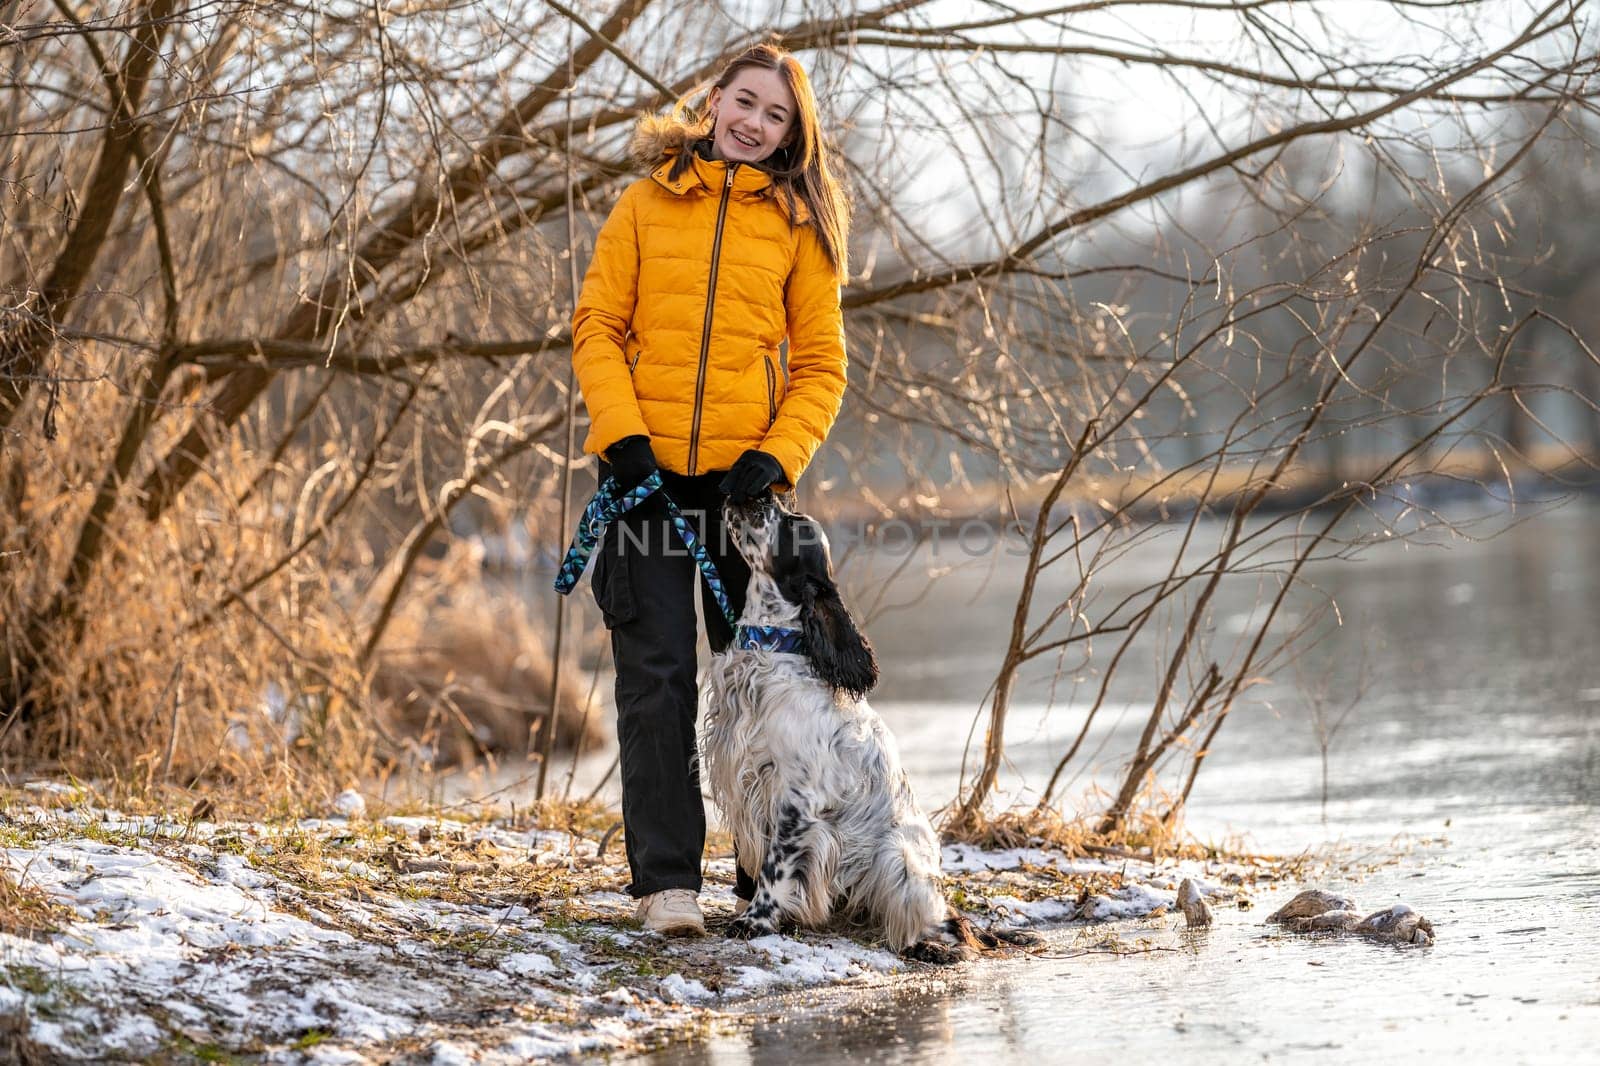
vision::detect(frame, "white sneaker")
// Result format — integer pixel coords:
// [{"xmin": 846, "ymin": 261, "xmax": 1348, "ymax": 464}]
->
[{"xmin": 635, "ymin": 889, "xmax": 705, "ymax": 936}]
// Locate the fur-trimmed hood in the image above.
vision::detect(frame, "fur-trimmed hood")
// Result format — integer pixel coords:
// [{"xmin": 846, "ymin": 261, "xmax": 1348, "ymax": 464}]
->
[
  {"xmin": 628, "ymin": 114, "xmax": 700, "ymax": 171},
  {"xmin": 627, "ymin": 115, "xmax": 810, "ymax": 224}
]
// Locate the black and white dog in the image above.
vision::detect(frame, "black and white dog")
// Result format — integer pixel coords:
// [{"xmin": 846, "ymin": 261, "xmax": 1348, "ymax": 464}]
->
[{"xmin": 701, "ymin": 493, "xmax": 1036, "ymax": 963}]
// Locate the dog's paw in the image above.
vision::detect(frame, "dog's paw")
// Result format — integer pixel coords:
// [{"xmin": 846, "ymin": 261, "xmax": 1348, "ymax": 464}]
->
[
  {"xmin": 904, "ymin": 939, "xmax": 971, "ymax": 966},
  {"xmin": 990, "ymin": 926, "xmax": 1045, "ymax": 949},
  {"xmin": 726, "ymin": 914, "xmax": 778, "ymax": 940}
]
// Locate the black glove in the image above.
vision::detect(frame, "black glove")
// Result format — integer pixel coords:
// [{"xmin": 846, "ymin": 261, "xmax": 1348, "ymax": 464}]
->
[
  {"xmin": 605, "ymin": 435, "xmax": 657, "ymax": 491},
  {"xmin": 719, "ymin": 449, "xmax": 784, "ymax": 502}
]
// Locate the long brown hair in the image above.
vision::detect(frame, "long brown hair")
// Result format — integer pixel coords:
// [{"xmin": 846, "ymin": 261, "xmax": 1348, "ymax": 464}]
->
[{"xmin": 638, "ymin": 43, "xmax": 850, "ymax": 278}]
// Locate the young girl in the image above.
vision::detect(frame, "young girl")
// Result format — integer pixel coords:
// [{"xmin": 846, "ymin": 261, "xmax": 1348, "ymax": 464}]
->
[{"xmin": 570, "ymin": 44, "xmax": 850, "ymax": 936}]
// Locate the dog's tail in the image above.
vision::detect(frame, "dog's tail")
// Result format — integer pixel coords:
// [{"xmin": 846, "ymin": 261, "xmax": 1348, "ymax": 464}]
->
[{"xmin": 871, "ymin": 828, "xmax": 948, "ymax": 951}]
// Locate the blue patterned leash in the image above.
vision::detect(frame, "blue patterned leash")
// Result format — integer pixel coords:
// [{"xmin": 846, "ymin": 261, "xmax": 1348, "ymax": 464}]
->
[
  {"xmin": 553, "ymin": 473, "xmax": 805, "ymax": 653},
  {"xmin": 553, "ymin": 471, "xmax": 738, "ymax": 630}
]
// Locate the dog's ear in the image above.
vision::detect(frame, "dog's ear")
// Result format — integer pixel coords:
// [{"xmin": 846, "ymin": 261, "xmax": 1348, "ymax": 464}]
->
[
  {"xmin": 800, "ymin": 579, "xmax": 878, "ymax": 699},
  {"xmin": 776, "ymin": 515, "xmax": 877, "ymax": 699}
]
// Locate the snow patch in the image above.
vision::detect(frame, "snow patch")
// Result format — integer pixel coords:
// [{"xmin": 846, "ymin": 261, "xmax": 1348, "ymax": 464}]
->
[{"xmin": 1, "ymin": 799, "xmax": 1251, "ymax": 1060}]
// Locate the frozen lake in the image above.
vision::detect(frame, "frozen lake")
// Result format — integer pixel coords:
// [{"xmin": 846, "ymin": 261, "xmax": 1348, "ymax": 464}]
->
[{"xmin": 615, "ymin": 495, "xmax": 1600, "ymax": 1063}]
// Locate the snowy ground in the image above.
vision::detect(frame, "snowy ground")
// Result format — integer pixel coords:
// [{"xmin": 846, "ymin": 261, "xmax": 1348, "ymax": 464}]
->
[{"xmin": 0, "ymin": 785, "xmax": 1275, "ymax": 1063}]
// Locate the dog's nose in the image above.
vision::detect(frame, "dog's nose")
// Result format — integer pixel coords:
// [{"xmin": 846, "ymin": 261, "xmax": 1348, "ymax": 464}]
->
[{"xmin": 725, "ymin": 494, "xmax": 770, "ymax": 524}]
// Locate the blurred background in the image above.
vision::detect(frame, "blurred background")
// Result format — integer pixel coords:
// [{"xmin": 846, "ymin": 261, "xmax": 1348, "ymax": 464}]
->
[{"xmin": 2, "ymin": 0, "xmax": 1596, "ymax": 835}]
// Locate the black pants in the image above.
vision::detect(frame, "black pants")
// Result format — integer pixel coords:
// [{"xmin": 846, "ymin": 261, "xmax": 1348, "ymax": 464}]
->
[{"xmin": 591, "ymin": 467, "xmax": 758, "ymax": 901}]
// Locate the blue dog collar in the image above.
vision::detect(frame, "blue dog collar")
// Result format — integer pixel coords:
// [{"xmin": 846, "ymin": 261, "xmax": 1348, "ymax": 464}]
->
[{"xmin": 733, "ymin": 624, "xmax": 805, "ymax": 654}]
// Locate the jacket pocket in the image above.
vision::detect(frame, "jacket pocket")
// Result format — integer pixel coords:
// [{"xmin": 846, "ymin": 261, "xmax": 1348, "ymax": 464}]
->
[
  {"xmin": 627, "ymin": 340, "xmax": 643, "ymax": 375},
  {"xmin": 762, "ymin": 351, "xmax": 777, "ymax": 424}
]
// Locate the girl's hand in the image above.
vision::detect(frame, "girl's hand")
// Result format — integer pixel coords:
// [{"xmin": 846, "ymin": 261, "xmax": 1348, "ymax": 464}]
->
[
  {"xmin": 606, "ymin": 435, "xmax": 658, "ymax": 490},
  {"xmin": 719, "ymin": 450, "xmax": 784, "ymax": 502}
]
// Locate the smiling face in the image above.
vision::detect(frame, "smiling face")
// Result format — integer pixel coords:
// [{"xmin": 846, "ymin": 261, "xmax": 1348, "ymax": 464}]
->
[{"xmin": 707, "ymin": 66, "xmax": 796, "ymax": 165}]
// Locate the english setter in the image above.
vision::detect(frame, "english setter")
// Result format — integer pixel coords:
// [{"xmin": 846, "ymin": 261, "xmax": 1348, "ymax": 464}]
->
[{"xmin": 701, "ymin": 493, "xmax": 1037, "ymax": 963}]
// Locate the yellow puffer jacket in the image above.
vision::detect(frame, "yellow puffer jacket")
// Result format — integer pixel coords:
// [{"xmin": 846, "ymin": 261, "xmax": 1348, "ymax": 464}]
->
[{"xmin": 571, "ymin": 135, "xmax": 847, "ymax": 486}]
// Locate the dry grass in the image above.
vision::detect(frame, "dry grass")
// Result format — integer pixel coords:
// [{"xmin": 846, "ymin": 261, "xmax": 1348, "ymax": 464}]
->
[
  {"xmin": 0, "ymin": 1008, "xmax": 51, "ymax": 1066},
  {"xmin": 941, "ymin": 798, "xmax": 1280, "ymax": 867},
  {"xmin": 937, "ymin": 799, "xmax": 1310, "ymax": 929},
  {"xmin": 0, "ymin": 865, "xmax": 73, "ymax": 941},
  {"xmin": 0, "ymin": 783, "xmax": 630, "ymax": 946},
  {"xmin": 370, "ymin": 544, "xmax": 607, "ymax": 769},
  {"xmin": 3, "ymin": 409, "xmax": 378, "ymax": 804},
  {"xmin": 0, "ymin": 778, "xmax": 618, "ymax": 843},
  {"xmin": 1, "ymin": 411, "xmax": 602, "ymax": 811}
]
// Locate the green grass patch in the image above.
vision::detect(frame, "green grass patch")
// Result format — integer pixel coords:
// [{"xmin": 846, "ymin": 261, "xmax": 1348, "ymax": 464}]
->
[{"xmin": 292, "ymin": 1028, "xmax": 332, "ymax": 1050}]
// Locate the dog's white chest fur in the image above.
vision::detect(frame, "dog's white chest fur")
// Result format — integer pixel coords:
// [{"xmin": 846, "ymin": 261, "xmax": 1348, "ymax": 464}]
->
[
  {"xmin": 701, "ymin": 649, "xmax": 945, "ymax": 949},
  {"xmin": 703, "ymin": 651, "xmax": 897, "ymax": 819}
]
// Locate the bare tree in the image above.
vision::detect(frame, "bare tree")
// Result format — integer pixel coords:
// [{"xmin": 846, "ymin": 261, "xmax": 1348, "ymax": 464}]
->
[{"xmin": 1, "ymin": 1, "xmax": 1594, "ymax": 822}]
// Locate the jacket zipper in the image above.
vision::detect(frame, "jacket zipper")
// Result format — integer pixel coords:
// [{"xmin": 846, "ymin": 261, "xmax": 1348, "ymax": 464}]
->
[
  {"xmin": 687, "ymin": 164, "xmax": 737, "ymax": 475},
  {"xmin": 762, "ymin": 352, "xmax": 776, "ymax": 424}
]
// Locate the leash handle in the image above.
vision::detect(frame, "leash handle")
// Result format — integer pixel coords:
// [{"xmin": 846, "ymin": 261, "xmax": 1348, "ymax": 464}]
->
[
  {"xmin": 551, "ymin": 471, "xmax": 660, "ymax": 596},
  {"xmin": 552, "ymin": 472, "xmax": 739, "ymax": 630}
]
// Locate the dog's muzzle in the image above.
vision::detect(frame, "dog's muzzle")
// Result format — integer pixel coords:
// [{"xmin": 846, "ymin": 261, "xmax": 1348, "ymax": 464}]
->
[{"xmin": 724, "ymin": 492, "xmax": 779, "ymax": 536}]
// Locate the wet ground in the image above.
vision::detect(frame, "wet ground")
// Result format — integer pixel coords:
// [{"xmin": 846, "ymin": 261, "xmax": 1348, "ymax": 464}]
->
[{"xmin": 621, "ymin": 497, "xmax": 1600, "ymax": 1063}]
